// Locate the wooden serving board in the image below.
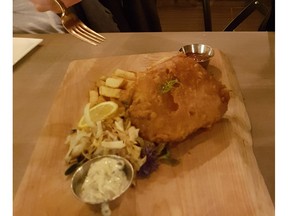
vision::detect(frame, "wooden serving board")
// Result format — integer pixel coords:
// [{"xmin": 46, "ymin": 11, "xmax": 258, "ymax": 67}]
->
[{"xmin": 14, "ymin": 51, "xmax": 274, "ymax": 216}]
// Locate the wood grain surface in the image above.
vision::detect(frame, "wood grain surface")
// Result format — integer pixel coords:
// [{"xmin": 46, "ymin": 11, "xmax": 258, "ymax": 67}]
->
[{"xmin": 13, "ymin": 50, "xmax": 274, "ymax": 216}]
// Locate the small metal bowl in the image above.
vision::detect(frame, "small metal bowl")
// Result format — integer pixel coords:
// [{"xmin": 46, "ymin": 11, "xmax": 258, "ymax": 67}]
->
[
  {"xmin": 71, "ymin": 155, "xmax": 134, "ymax": 205},
  {"xmin": 179, "ymin": 44, "xmax": 214, "ymax": 68}
]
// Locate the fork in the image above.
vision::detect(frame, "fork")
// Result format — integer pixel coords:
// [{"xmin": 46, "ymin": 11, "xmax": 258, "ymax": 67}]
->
[{"xmin": 54, "ymin": 0, "xmax": 105, "ymax": 45}]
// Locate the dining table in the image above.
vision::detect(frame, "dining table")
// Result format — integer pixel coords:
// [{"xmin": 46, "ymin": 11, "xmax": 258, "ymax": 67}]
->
[{"xmin": 13, "ymin": 32, "xmax": 275, "ymax": 215}]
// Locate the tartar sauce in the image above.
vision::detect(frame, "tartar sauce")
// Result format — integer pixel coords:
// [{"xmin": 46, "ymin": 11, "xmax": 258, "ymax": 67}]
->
[{"xmin": 80, "ymin": 157, "xmax": 130, "ymax": 204}]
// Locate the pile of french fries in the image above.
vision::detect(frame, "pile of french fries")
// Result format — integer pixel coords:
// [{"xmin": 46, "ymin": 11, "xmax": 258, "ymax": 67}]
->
[{"xmin": 89, "ymin": 68, "xmax": 137, "ymax": 108}]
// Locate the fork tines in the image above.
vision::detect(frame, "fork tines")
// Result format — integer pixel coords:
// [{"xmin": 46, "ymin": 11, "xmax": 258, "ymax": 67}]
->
[{"xmin": 70, "ymin": 22, "xmax": 106, "ymax": 46}]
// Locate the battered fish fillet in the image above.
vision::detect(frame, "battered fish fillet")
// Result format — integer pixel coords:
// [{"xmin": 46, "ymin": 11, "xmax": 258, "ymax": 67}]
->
[{"xmin": 127, "ymin": 53, "xmax": 230, "ymax": 143}]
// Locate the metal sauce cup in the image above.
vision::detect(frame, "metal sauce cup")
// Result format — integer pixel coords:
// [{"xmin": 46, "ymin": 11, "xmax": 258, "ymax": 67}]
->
[
  {"xmin": 71, "ymin": 155, "xmax": 134, "ymax": 215},
  {"xmin": 179, "ymin": 44, "xmax": 214, "ymax": 69}
]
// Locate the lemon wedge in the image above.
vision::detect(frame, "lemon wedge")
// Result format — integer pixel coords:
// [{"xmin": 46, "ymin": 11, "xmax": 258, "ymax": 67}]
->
[{"xmin": 78, "ymin": 101, "xmax": 118, "ymax": 128}]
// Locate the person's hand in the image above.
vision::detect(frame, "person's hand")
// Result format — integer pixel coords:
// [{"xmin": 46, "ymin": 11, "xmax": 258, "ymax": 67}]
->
[{"xmin": 30, "ymin": 0, "xmax": 81, "ymax": 12}]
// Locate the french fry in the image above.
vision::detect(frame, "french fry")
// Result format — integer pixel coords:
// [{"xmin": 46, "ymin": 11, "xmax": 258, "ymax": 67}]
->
[
  {"xmin": 113, "ymin": 69, "xmax": 136, "ymax": 80},
  {"xmin": 99, "ymin": 75, "xmax": 107, "ymax": 81},
  {"xmin": 123, "ymin": 80, "xmax": 136, "ymax": 90},
  {"xmin": 96, "ymin": 79, "xmax": 105, "ymax": 88},
  {"xmin": 99, "ymin": 86, "xmax": 121, "ymax": 98},
  {"xmin": 105, "ymin": 77, "xmax": 125, "ymax": 88},
  {"xmin": 89, "ymin": 90, "xmax": 99, "ymax": 107}
]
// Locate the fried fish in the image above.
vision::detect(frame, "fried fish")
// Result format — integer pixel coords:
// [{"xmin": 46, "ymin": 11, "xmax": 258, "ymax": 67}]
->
[{"xmin": 127, "ymin": 53, "xmax": 230, "ymax": 143}]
